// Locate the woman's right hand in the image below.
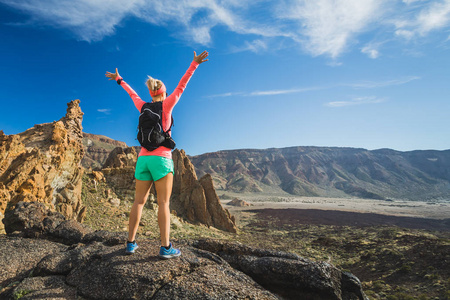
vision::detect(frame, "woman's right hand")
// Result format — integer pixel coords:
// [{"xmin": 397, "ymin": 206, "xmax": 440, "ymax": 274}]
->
[
  {"xmin": 193, "ymin": 51, "xmax": 209, "ymax": 64},
  {"xmin": 105, "ymin": 68, "xmax": 120, "ymax": 80}
]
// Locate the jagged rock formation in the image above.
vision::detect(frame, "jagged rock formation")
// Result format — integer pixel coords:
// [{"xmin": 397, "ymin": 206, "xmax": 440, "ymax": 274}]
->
[
  {"xmin": 81, "ymin": 133, "xmax": 127, "ymax": 170},
  {"xmin": 0, "ymin": 202, "xmax": 367, "ymax": 300},
  {"xmin": 172, "ymin": 149, "xmax": 237, "ymax": 233},
  {"xmin": 0, "ymin": 100, "xmax": 85, "ymax": 222},
  {"xmin": 190, "ymin": 147, "xmax": 450, "ymax": 200}
]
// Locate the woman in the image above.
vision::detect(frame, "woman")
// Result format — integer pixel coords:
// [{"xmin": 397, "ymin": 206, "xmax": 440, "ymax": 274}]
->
[{"xmin": 105, "ymin": 50, "xmax": 209, "ymax": 259}]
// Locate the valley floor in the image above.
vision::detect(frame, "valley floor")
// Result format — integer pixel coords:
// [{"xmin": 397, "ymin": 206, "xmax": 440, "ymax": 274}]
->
[
  {"xmin": 222, "ymin": 193, "xmax": 450, "ymax": 300},
  {"xmin": 221, "ymin": 192, "xmax": 450, "ymax": 220}
]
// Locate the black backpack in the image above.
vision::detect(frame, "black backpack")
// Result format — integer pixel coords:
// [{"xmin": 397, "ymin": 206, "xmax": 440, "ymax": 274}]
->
[{"xmin": 137, "ymin": 102, "xmax": 176, "ymax": 151}]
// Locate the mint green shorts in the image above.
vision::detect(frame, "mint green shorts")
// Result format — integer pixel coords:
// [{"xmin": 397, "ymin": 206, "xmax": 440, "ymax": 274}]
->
[{"xmin": 135, "ymin": 156, "xmax": 174, "ymax": 182}]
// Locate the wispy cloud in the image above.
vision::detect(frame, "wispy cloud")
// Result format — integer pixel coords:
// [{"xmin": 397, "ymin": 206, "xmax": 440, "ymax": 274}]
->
[
  {"xmin": 97, "ymin": 108, "xmax": 111, "ymax": 115},
  {"xmin": 229, "ymin": 39, "xmax": 269, "ymax": 54},
  {"xmin": 361, "ymin": 44, "xmax": 380, "ymax": 59},
  {"xmin": 205, "ymin": 75, "xmax": 419, "ymax": 99},
  {"xmin": 346, "ymin": 76, "xmax": 421, "ymax": 89},
  {"xmin": 205, "ymin": 87, "xmax": 324, "ymax": 99},
  {"xmin": 326, "ymin": 96, "xmax": 387, "ymax": 107},
  {"xmin": 2, "ymin": 0, "xmax": 450, "ymax": 58},
  {"xmin": 394, "ymin": 0, "xmax": 450, "ymax": 40},
  {"xmin": 249, "ymin": 87, "xmax": 323, "ymax": 96},
  {"xmin": 1, "ymin": 0, "xmax": 143, "ymax": 42},
  {"xmin": 203, "ymin": 92, "xmax": 245, "ymax": 99}
]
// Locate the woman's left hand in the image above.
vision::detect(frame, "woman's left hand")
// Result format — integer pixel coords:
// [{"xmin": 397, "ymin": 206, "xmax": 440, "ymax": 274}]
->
[{"xmin": 193, "ymin": 51, "xmax": 209, "ymax": 64}]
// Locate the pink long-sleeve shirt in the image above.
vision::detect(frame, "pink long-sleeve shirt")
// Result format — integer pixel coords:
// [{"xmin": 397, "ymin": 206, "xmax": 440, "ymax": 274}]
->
[{"xmin": 116, "ymin": 61, "xmax": 199, "ymax": 159}]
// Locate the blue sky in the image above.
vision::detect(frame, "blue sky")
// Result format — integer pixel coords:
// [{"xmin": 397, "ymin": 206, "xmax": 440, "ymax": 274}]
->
[{"xmin": 0, "ymin": 0, "xmax": 449, "ymax": 156}]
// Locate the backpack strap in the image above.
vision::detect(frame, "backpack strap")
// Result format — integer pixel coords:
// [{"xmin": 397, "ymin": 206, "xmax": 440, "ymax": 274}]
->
[{"xmin": 166, "ymin": 116, "xmax": 174, "ymax": 133}]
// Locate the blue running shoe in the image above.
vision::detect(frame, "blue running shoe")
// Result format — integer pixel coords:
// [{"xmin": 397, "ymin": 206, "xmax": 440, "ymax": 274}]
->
[
  {"xmin": 159, "ymin": 243, "xmax": 181, "ymax": 259},
  {"xmin": 126, "ymin": 241, "xmax": 138, "ymax": 255}
]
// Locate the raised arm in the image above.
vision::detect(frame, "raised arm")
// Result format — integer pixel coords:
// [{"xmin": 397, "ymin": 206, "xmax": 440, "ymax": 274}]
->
[
  {"xmin": 105, "ymin": 68, "xmax": 145, "ymax": 112},
  {"xmin": 163, "ymin": 51, "xmax": 209, "ymax": 112}
]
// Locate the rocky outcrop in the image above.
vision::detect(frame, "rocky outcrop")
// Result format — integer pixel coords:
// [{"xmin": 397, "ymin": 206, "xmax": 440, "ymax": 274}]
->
[
  {"xmin": 0, "ymin": 202, "xmax": 367, "ymax": 300},
  {"xmin": 0, "ymin": 100, "xmax": 85, "ymax": 222},
  {"xmin": 81, "ymin": 133, "xmax": 127, "ymax": 170},
  {"xmin": 227, "ymin": 198, "xmax": 252, "ymax": 207},
  {"xmin": 191, "ymin": 239, "xmax": 368, "ymax": 300},
  {"xmin": 2, "ymin": 201, "xmax": 94, "ymax": 245},
  {"xmin": 190, "ymin": 147, "xmax": 450, "ymax": 200},
  {"xmin": 101, "ymin": 147, "xmax": 139, "ymax": 201},
  {"xmin": 103, "ymin": 146, "xmax": 138, "ymax": 169},
  {"xmin": 172, "ymin": 149, "xmax": 237, "ymax": 233}
]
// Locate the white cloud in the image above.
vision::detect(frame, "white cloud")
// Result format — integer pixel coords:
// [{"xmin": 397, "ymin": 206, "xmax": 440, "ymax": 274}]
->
[
  {"xmin": 276, "ymin": 0, "xmax": 385, "ymax": 58},
  {"xmin": 205, "ymin": 75, "xmax": 419, "ymax": 99},
  {"xmin": 230, "ymin": 39, "xmax": 269, "ymax": 54},
  {"xmin": 416, "ymin": 0, "xmax": 450, "ymax": 34},
  {"xmin": 2, "ymin": 0, "xmax": 450, "ymax": 58},
  {"xmin": 395, "ymin": 29, "xmax": 415, "ymax": 40},
  {"xmin": 361, "ymin": 45, "xmax": 380, "ymax": 59},
  {"xmin": 205, "ymin": 86, "xmax": 323, "ymax": 98},
  {"xmin": 402, "ymin": 0, "xmax": 426, "ymax": 4},
  {"xmin": 204, "ymin": 92, "xmax": 245, "ymax": 99},
  {"xmin": 326, "ymin": 96, "xmax": 386, "ymax": 107},
  {"xmin": 394, "ymin": 0, "xmax": 450, "ymax": 39},
  {"xmin": 97, "ymin": 108, "xmax": 111, "ymax": 114},
  {"xmin": 249, "ymin": 87, "xmax": 322, "ymax": 96},
  {"xmin": 347, "ymin": 76, "xmax": 420, "ymax": 88},
  {"xmin": 1, "ymin": 0, "xmax": 144, "ymax": 41}
]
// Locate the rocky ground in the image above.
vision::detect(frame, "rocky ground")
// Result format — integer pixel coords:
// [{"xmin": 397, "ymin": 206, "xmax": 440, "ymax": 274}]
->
[
  {"xmin": 0, "ymin": 202, "xmax": 367, "ymax": 300},
  {"xmin": 78, "ymin": 174, "xmax": 450, "ymax": 300}
]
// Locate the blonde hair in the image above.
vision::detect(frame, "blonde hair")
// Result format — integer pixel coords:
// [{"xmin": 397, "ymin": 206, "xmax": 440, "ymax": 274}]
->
[{"xmin": 146, "ymin": 76, "xmax": 163, "ymax": 92}]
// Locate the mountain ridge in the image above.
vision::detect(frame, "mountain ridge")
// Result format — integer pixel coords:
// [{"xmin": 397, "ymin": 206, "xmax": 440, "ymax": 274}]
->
[
  {"xmin": 188, "ymin": 146, "xmax": 450, "ymax": 201},
  {"xmin": 80, "ymin": 133, "xmax": 450, "ymax": 201}
]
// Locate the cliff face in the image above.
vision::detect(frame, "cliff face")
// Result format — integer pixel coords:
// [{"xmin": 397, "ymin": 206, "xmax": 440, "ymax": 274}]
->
[
  {"xmin": 189, "ymin": 147, "xmax": 450, "ymax": 200},
  {"xmin": 0, "ymin": 100, "xmax": 85, "ymax": 222},
  {"xmin": 81, "ymin": 133, "xmax": 127, "ymax": 170}
]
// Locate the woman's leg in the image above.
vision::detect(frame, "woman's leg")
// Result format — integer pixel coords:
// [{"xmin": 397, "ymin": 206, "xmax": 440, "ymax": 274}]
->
[
  {"xmin": 154, "ymin": 172, "xmax": 173, "ymax": 247},
  {"xmin": 128, "ymin": 179, "xmax": 153, "ymax": 242}
]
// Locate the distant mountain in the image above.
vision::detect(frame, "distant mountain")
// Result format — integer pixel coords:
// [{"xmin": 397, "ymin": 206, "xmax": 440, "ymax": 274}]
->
[
  {"xmin": 189, "ymin": 146, "xmax": 450, "ymax": 201},
  {"xmin": 82, "ymin": 133, "xmax": 127, "ymax": 169}
]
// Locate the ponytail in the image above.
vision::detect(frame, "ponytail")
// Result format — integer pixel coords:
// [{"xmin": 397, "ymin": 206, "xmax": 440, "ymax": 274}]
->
[{"xmin": 146, "ymin": 76, "xmax": 162, "ymax": 92}]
